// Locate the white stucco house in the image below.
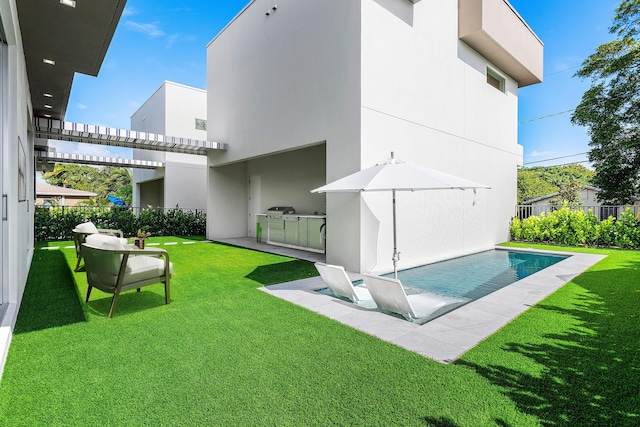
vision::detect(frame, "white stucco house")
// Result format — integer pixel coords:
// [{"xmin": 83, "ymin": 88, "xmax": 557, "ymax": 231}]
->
[
  {"xmin": 520, "ymin": 185, "xmax": 640, "ymax": 220},
  {"xmin": 0, "ymin": 0, "xmax": 125, "ymax": 377},
  {"xmin": 131, "ymin": 81, "xmax": 208, "ymax": 211},
  {"xmin": 205, "ymin": 0, "xmax": 543, "ymax": 274}
]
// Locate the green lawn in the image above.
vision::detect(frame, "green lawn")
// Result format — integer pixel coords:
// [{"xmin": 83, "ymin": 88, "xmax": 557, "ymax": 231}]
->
[{"xmin": 0, "ymin": 238, "xmax": 638, "ymax": 426}]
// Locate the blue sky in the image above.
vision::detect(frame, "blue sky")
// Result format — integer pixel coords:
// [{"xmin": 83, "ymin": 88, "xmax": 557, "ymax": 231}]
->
[{"xmin": 60, "ymin": 0, "xmax": 623, "ymax": 167}]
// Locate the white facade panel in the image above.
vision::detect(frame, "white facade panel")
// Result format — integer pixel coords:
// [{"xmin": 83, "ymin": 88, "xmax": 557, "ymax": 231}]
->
[
  {"xmin": 357, "ymin": 0, "xmax": 522, "ymax": 273},
  {"xmin": 131, "ymin": 81, "xmax": 207, "ymax": 210},
  {"xmin": 206, "ymin": 0, "xmax": 363, "ymax": 268},
  {"xmin": 0, "ymin": 0, "xmax": 36, "ymax": 379}
]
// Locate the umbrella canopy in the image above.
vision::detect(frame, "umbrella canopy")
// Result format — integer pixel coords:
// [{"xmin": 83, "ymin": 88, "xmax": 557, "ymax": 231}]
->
[
  {"xmin": 107, "ymin": 195, "xmax": 126, "ymax": 206},
  {"xmin": 311, "ymin": 153, "xmax": 490, "ymax": 277}
]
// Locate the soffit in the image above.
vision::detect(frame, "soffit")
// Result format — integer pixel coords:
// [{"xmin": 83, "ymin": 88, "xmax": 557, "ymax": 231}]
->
[{"xmin": 16, "ymin": 0, "xmax": 126, "ymax": 120}]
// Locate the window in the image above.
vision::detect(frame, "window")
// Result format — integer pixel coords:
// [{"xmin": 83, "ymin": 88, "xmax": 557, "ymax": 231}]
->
[
  {"xmin": 600, "ymin": 206, "xmax": 618, "ymax": 220},
  {"xmin": 195, "ymin": 118, "xmax": 207, "ymax": 131},
  {"xmin": 487, "ymin": 68, "xmax": 505, "ymax": 93},
  {"xmin": 18, "ymin": 138, "xmax": 26, "ymax": 201}
]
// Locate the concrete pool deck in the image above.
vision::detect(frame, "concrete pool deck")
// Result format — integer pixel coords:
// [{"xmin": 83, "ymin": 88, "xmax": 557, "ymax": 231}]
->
[{"xmin": 258, "ymin": 247, "xmax": 606, "ymax": 363}]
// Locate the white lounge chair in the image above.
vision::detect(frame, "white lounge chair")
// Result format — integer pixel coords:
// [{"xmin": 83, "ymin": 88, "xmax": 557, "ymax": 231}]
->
[
  {"xmin": 72, "ymin": 221, "xmax": 130, "ymax": 271},
  {"xmin": 362, "ymin": 273, "xmax": 466, "ymax": 321},
  {"xmin": 315, "ymin": 263, "xmax": 372, "ymax": 303},
  {"xmin": 82, "ymin": 233, "xmax": 173, "ymax": 318}
]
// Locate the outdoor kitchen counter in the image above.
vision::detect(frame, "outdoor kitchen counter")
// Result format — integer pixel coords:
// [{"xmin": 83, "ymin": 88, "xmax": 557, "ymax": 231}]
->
[{"xmin": 256, "ymin": 214, "xmax": 325, "ymax": 253}]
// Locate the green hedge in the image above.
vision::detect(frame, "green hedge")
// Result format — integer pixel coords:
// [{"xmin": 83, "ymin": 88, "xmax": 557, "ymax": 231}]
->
[
  {"xmin": 510, "ymin": 205, "xmax": 640, "ymax": 248},
  {"xmin": 35, "ymin": 206, "xmax": 206, "ymax": 241}
]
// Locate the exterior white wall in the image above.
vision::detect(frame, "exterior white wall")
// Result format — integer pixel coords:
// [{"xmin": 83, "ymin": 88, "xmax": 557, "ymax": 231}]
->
[
  {"xmin": 206, "ymin": 0, "xmax": 362, "ymax": 260},
  {"xmin": 0, "ymin": 0, "xmax": 36, "ymax": 379},
  {"xmin": 356, "ymin": 0, "xmax": 521, "ymax": 273},
  {"xmin": 205, "ymin": 0, "xmax": 530, "ymax": 274},
  {"xmin": 131, "ymin": 81, "xmax": 207, "ymax": 210}
]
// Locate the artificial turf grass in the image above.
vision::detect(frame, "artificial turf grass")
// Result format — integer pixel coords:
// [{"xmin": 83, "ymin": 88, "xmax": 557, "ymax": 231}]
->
[
  {"xmin": 460, "ymin": 243, "xmax": 640, "ymax": 426},
  {"xmin": 0, "ymin": 240, "xmax": 637, "ymax": 426}
]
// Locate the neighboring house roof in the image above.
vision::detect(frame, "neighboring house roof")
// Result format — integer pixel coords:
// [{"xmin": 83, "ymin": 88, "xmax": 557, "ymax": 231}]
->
[
  {"xmin": 522, "ymin": 185, "xmax": 601, "ymax": 205},
  {"xmin": 36, "ymin": 183, "xmax": 97, "ymax": 198}
]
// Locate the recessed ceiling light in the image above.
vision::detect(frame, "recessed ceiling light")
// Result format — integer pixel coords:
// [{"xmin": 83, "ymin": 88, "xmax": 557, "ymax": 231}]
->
[
  {"xmin": 44, "ymin": 114, "xmax": 52, "ymax": 118},
  {"xmin": 60, "ymin": 0, "xmax": 76, "ymax": 7},
  {"xmin": 44, "ymin": 105, "xmax": 52, "ymax": 109},
  {"xmin": 43, "ymin": 58, "xmax": 55, "ymax": 65},
  {"xmin": 44, "ymin": 93, "xmax": 53, "ymax": 98}
]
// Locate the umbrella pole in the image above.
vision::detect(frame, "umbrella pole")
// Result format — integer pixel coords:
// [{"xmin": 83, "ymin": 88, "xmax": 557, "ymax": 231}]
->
[{"xmin": 392, "ymin": 189, "xmax": 399, "ymax": 279}]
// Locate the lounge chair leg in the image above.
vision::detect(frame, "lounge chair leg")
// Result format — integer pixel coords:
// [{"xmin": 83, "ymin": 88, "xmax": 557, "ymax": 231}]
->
[
  {"xmin": 165, "ymin": 280, "xmax": 170, "ymax": 304},
  {"xmin": 85, "ymin": 286, "xmax": 92, "ymax": 302},
  {"xmin": 137, "ymin": 288, "xmax": 141, "ymax": 292},
  {"xmin": 75, "ymin": 256, "xmax": 82, "ymax": 272},
  {"xmin": 108, "ymin": 292, "xmax": 120, "ymax": 318}
]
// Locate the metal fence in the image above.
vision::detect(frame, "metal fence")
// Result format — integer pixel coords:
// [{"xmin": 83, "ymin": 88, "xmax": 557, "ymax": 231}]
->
[
  {"xmin": 515, "ymin": 205, "xmax": 640, "ymax": 221},
  {"xmin": 34, "ymin": 205, "xmax": 205, "ymax": 216}
]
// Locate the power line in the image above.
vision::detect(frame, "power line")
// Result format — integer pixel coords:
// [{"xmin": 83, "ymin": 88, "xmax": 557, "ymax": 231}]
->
[
  {"xmin": 523, "ymin": 152, "xmax": 589, "ymax": 166},
  {"xmin": 522, "ymin": 159, "xmax": 592, "ymax": 168},
  {"xmin": 519, "ymin": 109, "xmax": 576, "ymax": 125},
  {"xmin": 543, "ymin": 65, "xmax": 581, "ymax": 78}
]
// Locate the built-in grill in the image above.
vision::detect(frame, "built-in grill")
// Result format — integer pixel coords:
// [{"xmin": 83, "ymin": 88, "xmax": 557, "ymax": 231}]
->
[
  {"xmin": 258, "ymin": 206, "xmax": 325, "ymax": 253},
  {"xmin": 266, "ymin": 206, "xmax": 295, "ymax": 218},
  {"xmin": 266, "ymin": 207, "xmax": 295, "ymax": 244}
]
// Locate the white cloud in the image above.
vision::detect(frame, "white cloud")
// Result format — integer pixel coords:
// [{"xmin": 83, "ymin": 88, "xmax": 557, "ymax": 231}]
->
[
  {"xmin": 47, "ymin": 141, "xmax": 131, "ymax": 159},
  {"xmin": 122, "ymin": 6, "xmax": 138, "ymax": 17},
  {"xmin": 128, "ymin": 100, "xmax": 141, "ymax": 109},
  {"xmin": 529, "ymin": 150, "xmax": 555, "ymax": 158},
  {"xmin": 166, "ymin": 34, "xmax": 179, "ymax": 48},
  {"xmin": 77, "ymin": 103, "xmax": 88, "ymax": 110},
  {"xmin": 123, "ymin": 20, "xmax": 165, "ymax": 38}
]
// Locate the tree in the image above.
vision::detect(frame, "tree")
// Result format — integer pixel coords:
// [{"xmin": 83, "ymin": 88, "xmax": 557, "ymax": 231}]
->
[
  {"xmin": 517, "ymin": 164, "xmax": 594, "ymax": 204},
  {"xmin": 517, "ymin": 169, "xmax": 558, "ymax": 203},
  {"xmin": 42, "ymin": 164, "xmax": 100, "ymax": 191},
  {"xmin": 43, "ymin": 164, "xmax": 132, "ymax": 205},
  {"xmin": 571, "ymin": 0, "xmax": 640, "ymax": 204},
  {"xmin": 550, "ymin": 180, "xmax": 583, "ymax": 209}
]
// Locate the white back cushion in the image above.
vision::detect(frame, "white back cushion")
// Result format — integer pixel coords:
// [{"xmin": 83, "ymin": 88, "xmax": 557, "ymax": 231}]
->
[
  {"xmin": 75, "ymin": 221, "xmax": 99, "ymax": 234},
  {"xmin": 86, "ymin": 233, "xmax": 124, "ymax": 251}
]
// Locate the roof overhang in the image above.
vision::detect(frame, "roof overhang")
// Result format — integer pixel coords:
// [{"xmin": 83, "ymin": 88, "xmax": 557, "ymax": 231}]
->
[
  {"xmin": 458, "ymin": 0, "xmax": 543, "ymax": 87},
  {"xmin": 34, "ymin": 117, "xmax": 228, "ymax": 155},
  {"xmin": 35, "ymin": 151, "xmax": 165, "ymax": 172},
  {"xmin": 16, "ymin": 0, "xmax": 126, "ymax": 120}
]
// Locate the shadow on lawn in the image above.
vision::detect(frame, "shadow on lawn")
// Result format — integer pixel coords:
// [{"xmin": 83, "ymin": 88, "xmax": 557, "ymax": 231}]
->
[
  {"xmin": 14, "ymin": 249, "xmax": 86, "ymax": 334},
  {"xmin": 245, "ymin": 259, "xmax": 319, "ymax": 285},
  {"xmin": 458, "ymin": 267, "xmax": 640, "ymax": 426}
]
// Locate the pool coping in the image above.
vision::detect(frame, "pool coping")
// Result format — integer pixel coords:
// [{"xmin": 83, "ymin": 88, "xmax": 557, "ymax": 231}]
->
[{"xmin": 260, "ymin": 247, "xmax": 606, "ymax": 363}]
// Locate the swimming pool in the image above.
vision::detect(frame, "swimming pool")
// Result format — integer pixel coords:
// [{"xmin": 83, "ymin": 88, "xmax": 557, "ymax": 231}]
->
[
  {"xmin": 323, "ymin": 249, "xmax": 569, "ymax": 323},
  {"xmin": 388, "ymin": 249, "xmax": 568, "ymax": 300}
]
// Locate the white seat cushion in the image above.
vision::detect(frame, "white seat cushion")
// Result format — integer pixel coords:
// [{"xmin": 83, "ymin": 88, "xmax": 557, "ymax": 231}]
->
[{"xmin": 126, "ymin": 255, "xmax": 173, "ymax": 283}]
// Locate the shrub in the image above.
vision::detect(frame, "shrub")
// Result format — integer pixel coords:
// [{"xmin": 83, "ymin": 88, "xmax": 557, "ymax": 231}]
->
[
  {"xmin": 35, "ymin": 206, "xmax": 206, "ymax": 241},
  {"xmin": 510, "ymin": 205, "xmax": 640, "ymax": 249}
]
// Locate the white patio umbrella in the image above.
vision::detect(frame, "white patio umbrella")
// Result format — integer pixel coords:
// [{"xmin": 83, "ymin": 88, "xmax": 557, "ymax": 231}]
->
[{"xmin": 311, "ymin": 152, "xmax": 491, "ymax": 278}]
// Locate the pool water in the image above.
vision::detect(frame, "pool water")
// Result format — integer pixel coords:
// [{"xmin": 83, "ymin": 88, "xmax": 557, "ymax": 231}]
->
[
  {"xmin": 386, "ymin": 249, "xmax": 568, "ymax": 301},
  {"xmin": 324, "ymin": 249, "xmax": 569, "ymax": 324}
]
